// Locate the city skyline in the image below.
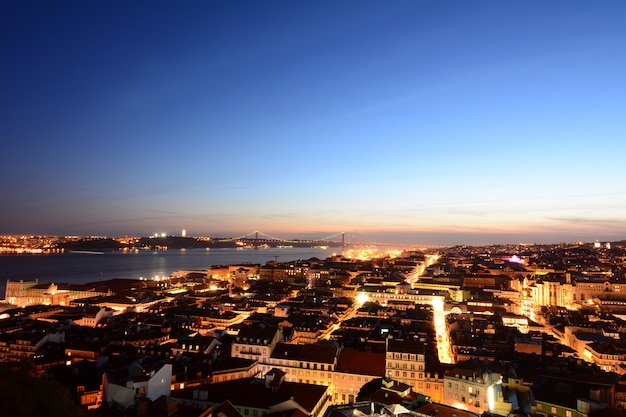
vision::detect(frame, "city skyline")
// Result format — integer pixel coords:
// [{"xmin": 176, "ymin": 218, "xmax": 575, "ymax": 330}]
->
[{"xmin": 2, "ymin": 1, "xmax": 625, "ymax": 246}]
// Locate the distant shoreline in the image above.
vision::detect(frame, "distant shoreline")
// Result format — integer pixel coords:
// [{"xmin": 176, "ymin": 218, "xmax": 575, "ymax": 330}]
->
[{"xmin": 0, "ymin": 246, "xmax": 340, "ymax": 300}]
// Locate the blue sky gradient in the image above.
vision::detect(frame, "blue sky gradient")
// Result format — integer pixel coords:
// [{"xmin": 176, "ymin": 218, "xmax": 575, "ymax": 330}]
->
[{"xmin": 1, "ymin": 0, "xmax": 625, "ymax": 245}]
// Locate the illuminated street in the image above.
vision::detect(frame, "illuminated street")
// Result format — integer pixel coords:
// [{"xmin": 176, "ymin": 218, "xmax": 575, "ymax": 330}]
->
[{"xmin": 432, "ymin": 296, "xmax": 454, "ymax": 364}]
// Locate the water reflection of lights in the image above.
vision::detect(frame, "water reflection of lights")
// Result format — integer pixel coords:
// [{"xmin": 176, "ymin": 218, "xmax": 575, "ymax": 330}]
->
[
  {"xmin": 432, "ymin": 296, "xmax": 454, "ymax": 364},
  {"xmin": 139, "ymin": 275, "xmax": 172, "ymax": 285}
]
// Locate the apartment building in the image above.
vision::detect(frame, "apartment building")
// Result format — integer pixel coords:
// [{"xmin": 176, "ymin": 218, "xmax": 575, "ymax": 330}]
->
[{"xmin": 443, "ymin": 366, "xmax": 501, "ymax": 413}]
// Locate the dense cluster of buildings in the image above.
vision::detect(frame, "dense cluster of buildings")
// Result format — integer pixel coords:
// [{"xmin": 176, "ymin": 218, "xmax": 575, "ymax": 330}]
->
[{"xmin": 2, "ymin": 241, "xmax": 626, "ymax": 417}]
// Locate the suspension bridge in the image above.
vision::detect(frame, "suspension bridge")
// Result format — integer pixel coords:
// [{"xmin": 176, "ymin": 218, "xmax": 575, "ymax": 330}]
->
[{"xmin": 212, "ymin": 231, "xmax": 439, "ymax": 251}]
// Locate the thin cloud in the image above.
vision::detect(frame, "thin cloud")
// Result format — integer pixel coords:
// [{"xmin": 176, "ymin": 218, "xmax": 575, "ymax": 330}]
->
[{"xmin": 548, "ymin": 216, "xmax": 626, "ymax": 225}]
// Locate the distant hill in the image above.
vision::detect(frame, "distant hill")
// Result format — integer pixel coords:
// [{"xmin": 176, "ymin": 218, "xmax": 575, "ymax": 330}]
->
[
  {"xmin": 62, "ymin": 238, "xmax": 123, "ymax": 251},
  {"xmin": 56, "ymin": 236, "xmax": 340, "ymax": 251}
]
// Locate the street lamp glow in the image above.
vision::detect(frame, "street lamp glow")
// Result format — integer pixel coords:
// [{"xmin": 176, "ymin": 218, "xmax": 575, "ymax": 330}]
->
[
  {"xmin": 432, "ymin": 296, "xmax": 453, "ymax": 364},
  {"xmin": 356, "ymin": 292, "xmax": 369, "ymax": 305}
]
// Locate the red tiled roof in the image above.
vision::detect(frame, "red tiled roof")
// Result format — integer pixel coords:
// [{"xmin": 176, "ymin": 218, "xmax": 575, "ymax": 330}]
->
[
  {"xmin": 415, "ymin": 403, "xmax": 479, "ymax": 417},
  {"xmin": 270, "ymin": 343, "xmax": 338, "ymax": 364},
  {"xmin": 386, "ymin": 339, "xmax": 426, "ymax": 354},
  {"xmin": 336, "ymin": 349, "xmax": 385, "ymax": 376},
  {"xmin": 300, "ymin": 344, "xmax": 337, "ymax": 364},
  {"xmin": 365, "ymin": 390, "xmax": 404, "ymax": 405},
  {"xmin": 271, "ymin": 343, "xmax": 304, "ymax": 360},
  {"xmin": 172, "ymin": 378, "xmax": 328, "ymax": 413},
  {"xmin": 212, "ymin": 400, "xmax": 244, "ymax": 417},
  {"xmin": 267, "ymin": 409, "xmax": 308, "ymax": 417},
  {"xmin": 237, "ymin": 326, "xmax": 279, "ymax": 343}
]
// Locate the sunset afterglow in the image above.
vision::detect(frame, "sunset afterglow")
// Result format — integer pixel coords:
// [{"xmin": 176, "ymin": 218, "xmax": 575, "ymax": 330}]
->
[{"xmin": 1, "ymin": 1, "xmax": 625, "ymax": 246}]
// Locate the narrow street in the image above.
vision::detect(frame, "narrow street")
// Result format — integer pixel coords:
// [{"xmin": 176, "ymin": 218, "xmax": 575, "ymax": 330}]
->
[{"xmin": 433, "ymin": 296, "xmax": 454, "ymax": 364}]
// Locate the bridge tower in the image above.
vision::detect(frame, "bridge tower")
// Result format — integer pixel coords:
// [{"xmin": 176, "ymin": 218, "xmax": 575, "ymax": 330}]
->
[
  {"xmin": 255, "ymin": 231, "xmax": 259, "ymax": 248},
  {"xmin": 341, "ymin": 232, "xmax": 345, "ymax": 256}
]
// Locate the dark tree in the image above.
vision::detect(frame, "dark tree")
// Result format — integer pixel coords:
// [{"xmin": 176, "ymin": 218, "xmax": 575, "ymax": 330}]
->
[{"xmin": 0, "ymin": 365, "xmax": 86, "ymax": 417}]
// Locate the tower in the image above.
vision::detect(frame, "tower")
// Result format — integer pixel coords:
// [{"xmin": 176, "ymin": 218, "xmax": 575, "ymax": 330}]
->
[
  {"xmin": 341, "ymin": 232, "xmax": 345, "ymax": 256},
  {"xmin": 182, "ymin": 228, "xmax": 187, "ymax": 238}
]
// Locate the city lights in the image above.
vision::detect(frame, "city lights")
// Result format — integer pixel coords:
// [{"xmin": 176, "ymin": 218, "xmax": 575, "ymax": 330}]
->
[
  {"xmin": 356, "ymin": 292, "xmax": 369, "ymax": 305},
  {"xmin": 432, "ymin": 296, "xmax": 454, "ymax": 364},
  {"xmin": 1, "ymin": 0, "xmax": 624, "ymax": 414},
  {"xmin": 1, "ymin": 234, "xmax": 625, "ymax": 413}
]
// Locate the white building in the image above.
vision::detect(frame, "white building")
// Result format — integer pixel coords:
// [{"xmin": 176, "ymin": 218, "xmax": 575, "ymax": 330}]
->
[
  {"xmin": 102, "ymin": 363, "xmax": 172, "ymax": 408},
  {"xmin": 443, "ymin": 365, "xmax": 502, "ymax": 413}
]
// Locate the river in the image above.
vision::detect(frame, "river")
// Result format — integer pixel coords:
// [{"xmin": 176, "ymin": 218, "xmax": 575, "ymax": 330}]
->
[{"xmin": 0, "ymin": 247, "xmax": 339, "ymax": 298}]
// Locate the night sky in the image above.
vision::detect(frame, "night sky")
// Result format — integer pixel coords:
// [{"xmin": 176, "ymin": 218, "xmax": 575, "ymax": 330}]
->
[{"xmin": 1, "ymin": 0, "xmax": 625, "ymax": 245}]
